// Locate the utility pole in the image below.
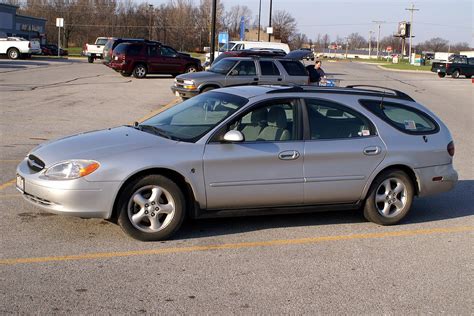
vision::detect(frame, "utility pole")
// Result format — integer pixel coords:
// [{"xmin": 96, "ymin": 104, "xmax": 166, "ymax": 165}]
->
[
  {"xmin": 405, "ymin": 4, "xmax": 419, "ymax": 63},
  {"xmin": 368, "ymin": 30, "xmax": 374, "ymax": 59},
  {"xmin": 210, "ymin": 0, "xmax": 217, "ymax": 63},
  {"xmin": 268, "ymin": 0, "xmax": 273, "ymax": 42},
  {"xmin": 148, "ymin": 4, "xmax": 154, "ymax": 40},
  {"xmin": 257, "ymin": 0, "xmax": 262, "ymax": 41},
  {"xmin": 372, "ymin": 20, "xmax": 385, "ymax": 59}
]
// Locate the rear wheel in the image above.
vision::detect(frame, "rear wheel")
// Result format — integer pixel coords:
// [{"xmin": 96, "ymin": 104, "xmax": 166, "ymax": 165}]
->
[
  {"xmin": 201, "ymin": 86, "xmax": 215, "ymax": 94},
  {"xmin": 465, "ymin": 74, "xmax": 472, "ymax": 79},
  {"xmin": 87, "ymin": 56, "xmax": 94, "ymax": 63},
  {"xmin": 121, "ymin": 72, "xmax": 131, "ymax": 77},
  {"xmin": 451, "ymin": 69, "xmax": 460, "ymax": 79},
  {"xmin": 117, "ymin": 175, "xmax": 186, "ymax": 241},
  {"xmin": 437, "ymin": 72, "xmax": 446, "ymax": 78},
  {"xmin": 363, "ymin": 169, "xmax": 414, "ymax": 225},
  {"xmin": 185, "ymin": 65, "xmax": 198, "ymax": 73},
  {"xmin": 133, "ymin": 64, "xmax": 147, "ymax": 78},
  {"xmin": 7, "ymin": 48, "xmax": 20, "ymax": 60}
]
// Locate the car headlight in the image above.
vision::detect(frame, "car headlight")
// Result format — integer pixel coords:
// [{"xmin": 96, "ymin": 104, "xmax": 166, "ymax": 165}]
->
[
  {"xmin": 44, "ymin": 160, "xmax": 100, "ymax": 180},
  {"xmin": 183, "ymin": 80, "xmax": 196, "ymax": 89}
]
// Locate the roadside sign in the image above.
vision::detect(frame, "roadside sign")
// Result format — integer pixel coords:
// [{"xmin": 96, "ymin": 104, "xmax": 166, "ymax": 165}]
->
[
  {"xmin": 218, "ymin": 32, "xmax": 229, "ymax": 51},
  {"xmin": 56, "ymin": 18, "xmax": 64, "ymax": 27},
  {"xmin": 266, "ymin": 27, "xmax": 273, "ymax": 34},
  {"xmin": 387, "ymin": 46, "xmax": 392, "ymax": 52}
]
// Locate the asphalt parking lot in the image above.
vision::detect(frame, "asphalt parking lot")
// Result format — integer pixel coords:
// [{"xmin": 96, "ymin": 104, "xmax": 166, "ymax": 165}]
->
[{"xmin": 0, "ymin": 58, "xmax": 472, "ymax": 314}]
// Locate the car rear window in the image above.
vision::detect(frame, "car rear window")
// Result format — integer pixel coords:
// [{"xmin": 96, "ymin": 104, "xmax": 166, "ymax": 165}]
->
[
  {"xmin": 96, "ymin": 38, "xmax": 108, "ymax": 45},
  {"xmin": 360, "ymin": 100, "xmax": 439, "ymax": 134},
  {"xmin": 259, "ymin": 61, "xmax": 281, "ymax": 76},
  {"xmin": 115, "ymin": 43, "xmax": 142, "ymax": 56},
  {"xmin": 278, "ymin": 60, "xmax": 307, "ymax": 76}
]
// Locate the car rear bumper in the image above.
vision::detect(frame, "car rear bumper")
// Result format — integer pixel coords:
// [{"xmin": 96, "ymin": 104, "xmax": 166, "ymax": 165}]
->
[
  {"xmin": 415, "ymin": 163, "xmax": 458, "ymax": 197},
  {"xmin": 109, "ymin": 62, "xmax": 132, "ymax": 73},
  {"xmin": 171, "ymin": 86, "xmax": 200, "ymax": 98},
  {"xmin": 16, "ymin": 159, "xmax": 119, "ymax": 219}
]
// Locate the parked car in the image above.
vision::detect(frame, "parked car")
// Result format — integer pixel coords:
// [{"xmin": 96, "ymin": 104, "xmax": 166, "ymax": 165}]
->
[
  {"xmin": 172, "ymin": 53, "xmax": 310, "ymax": 99},
  {"xmin": 41, "ymin": 44, "xmax": 68, "ymax": 56},
  {"xmin": 431, "ymin": 55, "xmax": 474, "ymax": 78},
  {"xmin": 208, "ymin": 48, "xmax": 287, "ymax": 67},
  {"xmin": 108, "ymin": 41, "xmax": 202, "ymax": 78},
  {"xmin": 103, "ymin": 38, "xmax": 146, "ymax": 64},
  {"xmin": 15, "ymin": 85, "xmax": 458, "ymax": 241},
  {"xmin": 0, "ymin": 37, "xmax": 41, "ymax": 59},
  {"xmin": 205, "ymin": 40, "xmax": 291, "ymax": 63},
  {"xmin": 83, "ymin": 37, "xmax": 109, "ymax": 63}
]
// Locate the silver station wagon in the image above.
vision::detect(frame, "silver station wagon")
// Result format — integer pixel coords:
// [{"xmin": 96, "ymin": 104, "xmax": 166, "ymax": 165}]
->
[{"xmin": 16, "ymin": 85, "xmax": 458, "ymax": 241}]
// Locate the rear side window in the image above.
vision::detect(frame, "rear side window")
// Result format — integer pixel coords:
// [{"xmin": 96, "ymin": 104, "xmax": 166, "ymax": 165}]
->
[
  {"xmin": 360, "ymin": 100, "xmax": 438, "ymax": 134},
  {"xmin": 259, "ymin": 61, "xmax": 281, "ymax": 76},
  {"xmin": 468, "ymin": 58, "xmax": 474, "ymax": 65},
  {"xmin": 127, "ymin": 44, "xmax": 142, "ymax": 56},
  {"xmin": 279, "ymin": 60, "xmax": 307, "ymax": 76}
]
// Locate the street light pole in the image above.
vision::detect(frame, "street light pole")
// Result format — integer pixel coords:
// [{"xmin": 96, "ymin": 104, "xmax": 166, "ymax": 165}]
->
[
  {"xmin": 210, "ymin": 0, "xmax": 217, "ymax": 63},
  {"xmin": 148, "ymin": 4, "xmax": 153, "ymax": 40},
  {"xmin": 372, "ymin": 20, "xmax": 385, "ymax": 59},
  {"xmin": 406, "ymin": 3, "xmax": 419, "ymax": 63},
  {"xmin": 257, "ymin": 0, "xmax": 262, "ymax": 41},
  {"xmin": 368, "ymin": 30, "xmax": 374, "ymax": 59},
  {"xmin": 268, "ymin": 0, "xmax": 273, "ymax": 42}
]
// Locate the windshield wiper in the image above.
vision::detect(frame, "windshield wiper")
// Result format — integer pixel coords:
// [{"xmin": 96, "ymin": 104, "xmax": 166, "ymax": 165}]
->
[{"xmin": 136, "ymin": 124, "xmax": 175, "ymax": 140}]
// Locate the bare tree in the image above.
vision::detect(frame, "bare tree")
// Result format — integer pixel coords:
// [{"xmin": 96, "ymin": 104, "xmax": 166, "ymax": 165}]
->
[
  {"xmin": 271, "ymin": 10, "xmax": 297, "ymax": 43},
  {"xmin": 347, "ymin": 32, "xmax": 367, "ymax": 50}
]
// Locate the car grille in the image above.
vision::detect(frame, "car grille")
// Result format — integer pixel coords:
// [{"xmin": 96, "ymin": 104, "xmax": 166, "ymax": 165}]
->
[
  {"xmin": 27, "ymin": 154, "xmax": 45, "ymax": 172},
  {"xmin": 23, "ymin": 192, "xmax": 56, "ymax": 207}
]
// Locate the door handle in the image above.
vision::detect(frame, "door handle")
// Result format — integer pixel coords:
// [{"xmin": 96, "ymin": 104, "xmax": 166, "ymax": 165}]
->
[
  {"xmin": 277, "ymin": 78, "xmax": 283, "ymax": 81},
  {"xmin": 253, "ymin": 77, "xmax": 259, "ymax": 81},
  {"xmin": 363, "ymin": 146, "xmax": 381, "ymax": 155},
  {"xmin": 278, "ymin": 150, "xmax": 300, "ymax": 160}
]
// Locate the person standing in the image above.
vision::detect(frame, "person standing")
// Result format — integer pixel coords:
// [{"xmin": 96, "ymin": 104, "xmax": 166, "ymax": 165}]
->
[{"xmin": 306, "ymin": 60, "xmax": 327, "ymax": 85}]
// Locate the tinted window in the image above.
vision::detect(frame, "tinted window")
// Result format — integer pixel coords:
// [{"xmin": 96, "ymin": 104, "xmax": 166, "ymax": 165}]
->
[
  {"xmin": 468, "ymin": 58, "xmax": 474, "ymax": 65},
  {"xmin": 279, "ymin": 60, "xmax": 307, "ymax": 76},
  {"xmin": 113, "ymin": 43, "xmax": 128, "ymax": 55},
  {"xmin": 230, "ymin": 61, "xmax": 256, "ymax": 76},
  {"xmin": 161, "ymin": 46, "xmax": 177, "ymax": 57},
  {"xmin": 306, "ymin": 99, "xmax": 374, "ymax": 140},
  {"xmin": 209, "ymin": 59, "xmax": 237, "ymax": 74},
  {"xmin": 148, "ymin": 45, "xmax": 160, "ymax": 56},
  {"xmin": 361, "ymin": 100, "xmax": 438, "ymax": 134},
  {"xmin": 259, "ymin": 61, "xmax": 281, "ymax": 76},
  {"xmin": 127, "ymin": 44, "xmax": 142, "ymax": 56}
]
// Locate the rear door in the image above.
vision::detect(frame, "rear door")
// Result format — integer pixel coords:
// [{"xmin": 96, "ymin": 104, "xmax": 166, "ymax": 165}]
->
[
  {"xmin": 302, "ymin": 98, "xmax": 386, "ymax": 204},
  {"xmin": 146, "ymin": 44, "xmax": 163, "ymax": 73},
  {"xmin": 258, "ymin": 60, "xmax": 284, "ymax": 85},
  {"xmin": 225, "ymin": 60, "xmax": 259, "ymax": 87},
  {"xmin": 278, "ymin": 60, "xmax": 309, "ymax": 85}
]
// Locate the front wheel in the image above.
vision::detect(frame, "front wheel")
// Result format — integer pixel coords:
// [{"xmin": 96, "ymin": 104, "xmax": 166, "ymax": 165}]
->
[
  {"xmin": 451, "ymin": 70, "xmax": 460, "ymax": 79},
  {"xmin": 437, "ymin": 72, "xmax": 446, "ymax": 78},
  {"xmin": 118, "ymin": 175, "xmax": 186, "ymax": 241},
  {"xmin": 363, "ymin": 169, "xmax": 414, "ymax": 225},
  {"xmin": 132, "ymin": 64, "xmax": 147, "ymax": 78}
]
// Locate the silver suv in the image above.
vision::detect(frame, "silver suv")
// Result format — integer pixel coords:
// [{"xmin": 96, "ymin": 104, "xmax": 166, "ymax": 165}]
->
[{"xmin": 171, "ymin": 57, "xmax": 309, "ymax": 99}]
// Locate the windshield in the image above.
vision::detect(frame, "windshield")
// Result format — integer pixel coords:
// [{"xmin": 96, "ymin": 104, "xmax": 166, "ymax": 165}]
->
[
  {"xmin": 140, "ymin": 92, "xmax": 248, "ymax": 142},
  {"xmin": 218, "ymin": 42, "xmax": 235, "ymax": 52},
  {"xmin": 209, "ymin": 59, "xmax": 237, "ymax": 74}
]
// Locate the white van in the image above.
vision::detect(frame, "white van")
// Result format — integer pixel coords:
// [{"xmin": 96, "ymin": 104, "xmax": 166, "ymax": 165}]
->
[{"xmin": 205, "ymin": 41, "xmax": 290, "ymax": 63}]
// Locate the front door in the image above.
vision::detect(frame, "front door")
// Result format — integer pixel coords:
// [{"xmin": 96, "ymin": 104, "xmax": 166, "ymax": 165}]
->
[
  {"xmin": 225, "ymin": 60, "xmax": 259, "ymax": 87},
  {"xmin": 203, "ymin": 98, "xmax": 304, "ymax": 209},
  {"xmin": 303, "ymin": 98, "xmax": 386, "ymax": 204}
]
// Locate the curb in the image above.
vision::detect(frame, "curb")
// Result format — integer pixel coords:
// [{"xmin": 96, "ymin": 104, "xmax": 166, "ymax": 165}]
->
[
  {"xmin": 135, "ymin": 97, "xmax": 181, "ymax": 123},
  {"xmin": 376, "ymin": 65, "xmax": 431, "ymax": 74}
]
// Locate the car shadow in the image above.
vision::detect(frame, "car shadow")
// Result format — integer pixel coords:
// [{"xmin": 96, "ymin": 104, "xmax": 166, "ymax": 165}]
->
[
  {"xmin": 174, "ymin": 180, "xmax": 474, "ymax": 240},
  {"xmin": 0, "ymin": 60, "xmax": 48, "ymax": 68},
  {"xmin": 144, "ymin": 75, "xmax": 176, "ymax": 79}
]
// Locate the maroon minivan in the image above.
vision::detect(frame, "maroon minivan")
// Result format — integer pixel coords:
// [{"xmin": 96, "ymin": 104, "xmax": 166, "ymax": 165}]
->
[{"xmin": 109, "ymin": 42, "xmax": 202, "ymax": 78}]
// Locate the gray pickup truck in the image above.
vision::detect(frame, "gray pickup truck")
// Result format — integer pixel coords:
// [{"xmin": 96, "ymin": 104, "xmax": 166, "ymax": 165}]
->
[{"xmin": 171, "ymin": 56, "xmax": 309, "ymax": 99}]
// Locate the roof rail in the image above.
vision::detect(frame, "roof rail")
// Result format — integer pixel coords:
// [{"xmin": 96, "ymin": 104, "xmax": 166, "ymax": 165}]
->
[
  {"xmin": 265, "ymin": 85, "xmax": 415, "ymax": 101},
  {"xmin": 345, "ymin": 85, "xmax": 414, "ymax": 101}
]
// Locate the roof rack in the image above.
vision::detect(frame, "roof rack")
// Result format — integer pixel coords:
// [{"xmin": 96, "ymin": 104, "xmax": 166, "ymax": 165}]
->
[
  {"xmin": 266, "ymin": 85, "xmax": 414, "ymax": 101},
  {"xmin": 345, "ymin": 85, "xmax": 414, "ymax": 101}
]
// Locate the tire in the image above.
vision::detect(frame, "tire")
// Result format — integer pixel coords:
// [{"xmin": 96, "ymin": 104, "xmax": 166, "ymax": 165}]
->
[
  {"xmin": 7, "ymin": 48, "xmax": 20, "ymax": 60},
  {"xmin": 451, "ymin": 69, "xmax": 460, "ymax": 79},
  {"xmin": 121, "ymin": 72, "xmax": 131, "ymax": 77},
  {"xmin": 132, "ymin": 64, "xmax": 147, "ymax": 78},
  {"xmin": 117, "ymin": 175, "xmax": 186, "ymax": 241},
  {"xmin": 437, "ymin": 72, "xmax": 446, "ymax": 78},
  {"xmin": 363, "ymin": 169, "xmax": 414, "ymax": 225},
  {"xmin": 465, "ymin": 75, "xmax": 472, "ymax": 79},
  {"xmin": 185, "ymin": 65, "xmax": 198, "ymax": 73},
  {"xmin": 87, "ymin": 56, "xmax": 94, "ymax": 63}
]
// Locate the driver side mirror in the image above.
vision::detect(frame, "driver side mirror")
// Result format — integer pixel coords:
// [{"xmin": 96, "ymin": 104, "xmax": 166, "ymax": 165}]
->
[{"xmin": 222, "ymin": 130, "xmax": 244, "ymax": 142}]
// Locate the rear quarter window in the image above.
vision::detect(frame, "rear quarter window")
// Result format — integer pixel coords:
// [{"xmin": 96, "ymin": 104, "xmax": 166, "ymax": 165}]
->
[
  {"xmin": 360, "ymin": 99, "xmax": 439, "ymax": 134},
  {"xmin": 279, "ymin": 60, "xmax": 308, "ymax": 76}
]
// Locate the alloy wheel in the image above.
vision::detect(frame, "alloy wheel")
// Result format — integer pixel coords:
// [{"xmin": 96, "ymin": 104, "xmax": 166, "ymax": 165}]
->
[
  {"xmin": 375, "ymin": 178, "xmax": 408, "ymax": 218},
  {"xmin": 127, "ymin": 185, "xmax": 176, "ymax": 233}
]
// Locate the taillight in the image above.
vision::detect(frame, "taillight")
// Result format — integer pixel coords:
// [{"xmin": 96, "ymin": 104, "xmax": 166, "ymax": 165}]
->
[
  {"xmin": 28, "ymin": 42, "xmax": 31, "ymax": 48},
  {"xmin": 446, "ymin": 63, "xmax": 450, "ymax": 69},
  {"xmin": 447, "ymin": 141, "xmax": 455, "ymax": 157}
]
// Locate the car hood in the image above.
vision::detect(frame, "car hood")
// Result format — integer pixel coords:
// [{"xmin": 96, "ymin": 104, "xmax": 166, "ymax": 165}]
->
[
  {"xmin": 30, "ymin": 126, "xmax": 176, "ymax": 167},
  {"xmin": 176, "ymin": 71, "xmax": 223, "ymax": 81}
]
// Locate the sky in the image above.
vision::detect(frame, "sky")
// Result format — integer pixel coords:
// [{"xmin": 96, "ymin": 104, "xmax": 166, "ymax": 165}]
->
[{"xmin": 149, "ymin": 0, "xmax": 473, "ymax": 45}]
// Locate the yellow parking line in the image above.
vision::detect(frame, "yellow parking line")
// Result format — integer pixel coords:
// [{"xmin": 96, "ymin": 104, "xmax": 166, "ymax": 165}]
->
[
  {"xmin": 136, "ymin": 97, "xmax": 181, "ymax": 123},
  {"xmin": 0, "ymin": 179, "xmax": 15, "ymax": 191},
  {"xmin": 0, "ymin": 160, "xmax": 21, "ymax": 162},
  {"xmin": 0, "ymin": 194, "xmax": 21, "ymax": 199},
  {"xmin": 0, "ymin": 226, "xmax": 472, "ymax": 266}
]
